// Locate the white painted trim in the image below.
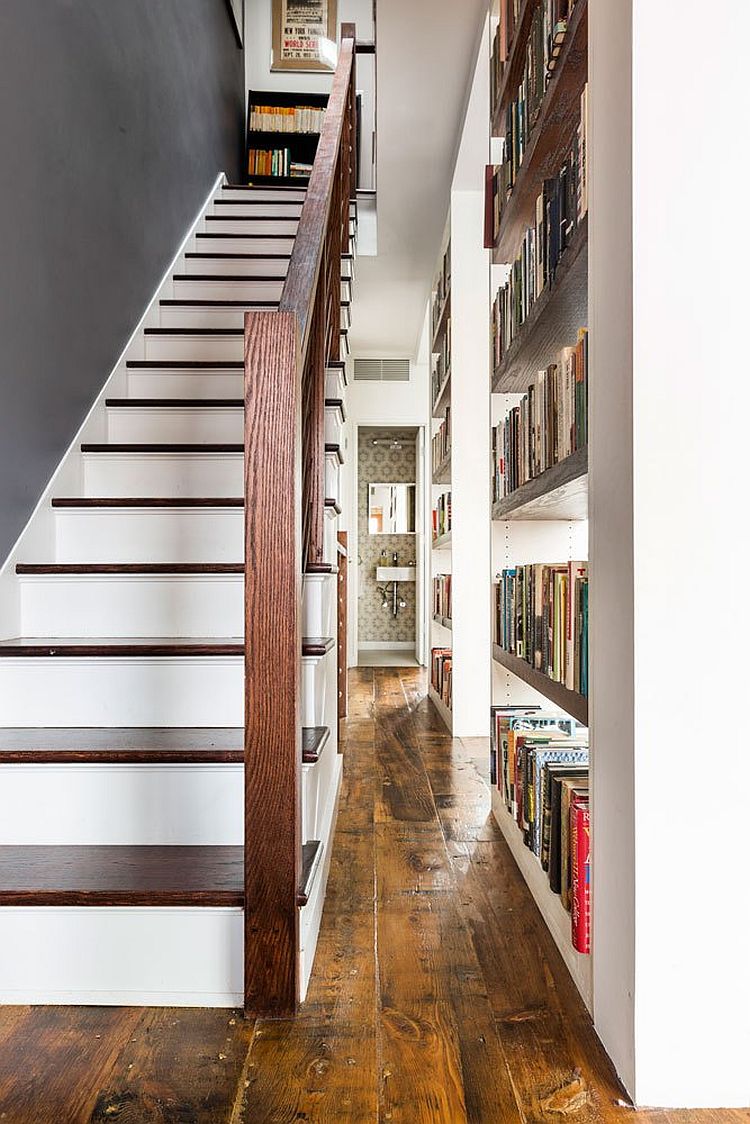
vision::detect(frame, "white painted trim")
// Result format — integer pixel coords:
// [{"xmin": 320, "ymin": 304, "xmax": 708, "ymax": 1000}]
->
[
  {"xmin": 357, "ymin": 641, "xmax": 415, "ymax": 651},
  {"xmin": 0, "ymin": 171, "xmax": 228, "ymax": 636}
]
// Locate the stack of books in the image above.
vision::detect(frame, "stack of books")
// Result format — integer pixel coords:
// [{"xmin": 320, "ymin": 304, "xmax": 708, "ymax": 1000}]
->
[
  {"xmin": 431, "ymin": 648, "xmax": 453, "ymax": 710},
  {"xmin": 432, "ymin": 407, "xmax": 451, "ymax": 469},
  {"xmin": 495, "ymin": 560, "xmax": 588, "ymax": 695},
  {"xmin": 492, "ymin": 330, "xmax": 587, "ymax": 501},
  {"xmin": 431, "ymin": 321, "xmax": 451, "ymax": 408},
  {"xmin": 248, "ymin": 104, "xmax": 326, "ymax": 133},
  {"xmin": 490, "ymin": 0, "xmax": 523, "ymax": 110},
  {"xmin": 432, "ymin": 243, "xmax": 451, "ymax": 340},
  {"xmin": 432, "ymin": 575, "xmax": 452, "ymax": 622},
  {"xmin": 489, "ymin": 78, "xmax": 588, "ymax": 304},
  {"xmin": 432, "ymin": 493, "xmax": 452, "ymax": 540},
  {"xmin": 248, "ymin": 148, "xmax": 292, "ymax": 177},
  {"xmin": 490, "ymin": 706, "xmax": 590, "ymax": 952}
]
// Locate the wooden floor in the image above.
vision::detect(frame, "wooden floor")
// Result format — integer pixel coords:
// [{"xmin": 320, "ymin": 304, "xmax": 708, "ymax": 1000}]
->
[{"xmin": 0, "ymin": 667, "xmax": 747, "ymax": 1122}]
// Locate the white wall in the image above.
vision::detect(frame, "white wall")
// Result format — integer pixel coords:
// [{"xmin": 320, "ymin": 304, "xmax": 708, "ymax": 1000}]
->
[{"xmin": 591, "ymin": 0, "xmax": 750, "ymax": 1107}]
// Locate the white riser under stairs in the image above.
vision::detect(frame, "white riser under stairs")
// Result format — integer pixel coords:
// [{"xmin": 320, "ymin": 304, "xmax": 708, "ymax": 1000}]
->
[{"xmin": 0, "ymin": 178, "xmax": 351, "ymax": 1006}]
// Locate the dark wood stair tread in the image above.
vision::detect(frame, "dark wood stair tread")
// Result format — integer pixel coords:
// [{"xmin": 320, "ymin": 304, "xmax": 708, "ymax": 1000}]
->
[
  {"xmin": 0, "ymin": 637, "xmax": 333, "ymax": 657},
  {"xmin": 172, "ymin": 273, "xmax": 286, "ymax": 282},
  {"xmin": 16, "ymin": 563, "xmax": 244, "ymax": 575},
  {"xmin": 302, "ymin": 726, "xmax": 330, "ymax": 765},
  {"xmin": 0, "ymin": 725, "xmax": 329, "ymax": 765},
  {"xmin": 205, "ymin": 215, "xmax": 300, "ymax": 223},
  {"xmin": 214, "ymin": 199, "xmax": 303, "ymax": 207},
  {"xmin": 51, "ymin": 497, "xmax": 337, "ymax": 509},
  {"xmin": 81, "ymin": 444, "xmax": 244, "ymax": 453},
  {"xmin": 297, "ymin": 841, "xmax": 322, "ymax": 906},
  {"xmin": 105, "ymin": 399, "xmax": 244, "ymax": 408},
  {"xmin": 125, "ymin": 360, "xmax": 244, "ymax": 370},
  {"xmin": 195, "ymin": 232, "xmax": 296, "ymax": 241},
  {"xmin": 160, "ymin": 299, "xmax": 279, "ymax": 307},
  {"xmin": 143, "ymin": 328, "xmax": 245, "ymax": 336},
  {"xmin": 325, "ymin": 443, "xmax": 344, "ymax": 464},
  {"xmin": 0, "ymin": 845, "xmax": 244, "ymax": 907},
  {"xmin": 185, "ymin": 252, "xmax": 292, "ymax": 260}
]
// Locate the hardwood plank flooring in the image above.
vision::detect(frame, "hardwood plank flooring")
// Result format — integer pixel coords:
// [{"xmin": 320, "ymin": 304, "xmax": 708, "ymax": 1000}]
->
[{"xmin": 0, "ymin": 667, "xmax": 747, "ymax": 1121}]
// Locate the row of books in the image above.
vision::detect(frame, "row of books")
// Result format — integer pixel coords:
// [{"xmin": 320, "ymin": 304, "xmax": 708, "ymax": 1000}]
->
[
  {"xmin": 490, "ymin": 91, "xmax": 587, "ymax": 359},
  {"xmin": 432, "ymin": 493, "xmax": 452, "ymax": 541},
  {"xmin": 431, "ymin": 648, "xmax": 453, "ymax": 711},
  {"xmin": 248, "ymin": 104, "xmax": 326, "ymax": 134},
  {"xmin": 495, "ymin": 2, "xmax": 578, "ymax": 191},
  {"xmin": 432, "ymin": 407, "xmax": 451, "ymax": 470},
  {"xmin": 431, "ymin": 319, "xmax": 451, "ymax": 410},
  {"xmin": 432, "ymin": 242, "xmax": 451, "ymax": 342},
  {"xmin": 248, "ymin": 149, "xmax": 312, "ymax": 179},
  {"xmin": 495, "ymin": 561, "xmax": 588, "ymax": 695},
  {"xmin": 490, "ymin": 0, "xmax": 523, "ymax": 110},
  {"xmin": 490, "ymin": 706, "xmax": 589, "ymax": 952},
  {"xmin": 492, "ymin": 331, "xmax": 587, "ymax": 501},
  {"xmin": 432, "ymin": 575, "xmax": 452, "ymax": 622}
]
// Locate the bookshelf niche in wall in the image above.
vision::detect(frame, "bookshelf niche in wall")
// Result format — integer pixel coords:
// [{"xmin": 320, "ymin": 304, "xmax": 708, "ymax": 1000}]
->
[
  {"xmin": 487, "ymin": 0, "xmax": 591, "ymax": 1008},
  {"xmin": 246, "ymin": 89, "xmax": 329, "ymax": 185},
  {"xmin": 429, "ymin": 232, "xmax": 453, "ymax": 729}
]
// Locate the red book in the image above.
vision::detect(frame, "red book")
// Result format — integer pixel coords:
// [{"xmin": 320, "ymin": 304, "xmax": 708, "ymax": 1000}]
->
[{"xmin": 571, "ymin": 795, "xmax": 591, "ymax": 954}]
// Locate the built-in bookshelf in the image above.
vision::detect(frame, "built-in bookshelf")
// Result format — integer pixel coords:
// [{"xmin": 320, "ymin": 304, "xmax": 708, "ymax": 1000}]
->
[
  {"xmin": 488, "ymin": 0, "xmax": 591, "ymax": 1007},
  {"xmin": 430, "ymin": 229, "xmax": 453, "ymax": 731},
  {"xmin": 246, "ymin": 89, "xmax": 329, "ymax": 186}
]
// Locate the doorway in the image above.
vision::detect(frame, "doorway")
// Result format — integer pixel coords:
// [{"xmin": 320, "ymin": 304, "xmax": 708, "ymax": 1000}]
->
[{"xmin": 356, "ymin": 426, "xmax": 424, "ymax": 667}]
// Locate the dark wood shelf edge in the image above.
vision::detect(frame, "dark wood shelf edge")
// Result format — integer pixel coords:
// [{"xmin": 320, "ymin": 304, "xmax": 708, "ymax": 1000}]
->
[
  {"xmin": 490, "ymin": 0, "xmax": 537, "ymax": 136},
  {"xmin": 297, "ymin": 840, "xmax": 322, "ymax": 906},
  {"xmin": 432, "ymin": 451, "xmax": 452, "ymax": 485},
  {"xmin": 492, "ymin": 644, "xmax": 588, "ymax": 725},
  {"xmin": 491, "ymin": 447, "xmax": 588, "ymax": 520},
  {"xmin": 430, "ymin": 289, "xmax": 451, "ymax": 353},
  {"xmin": 431, "ymin": 370, "xmax": 451, "ymax": 418}
]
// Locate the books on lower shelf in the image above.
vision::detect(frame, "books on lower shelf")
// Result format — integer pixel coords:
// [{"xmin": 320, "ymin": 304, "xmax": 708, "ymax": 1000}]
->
[
  {"xmin": 432, "ymin": 574, "xmax": 452, "ymax": 621},
  {"xmin": 432, "ymin": 321, "xmax": 451, "ymax": 408},
  {"xmin": 495, "ymin": 561, "xmax": 588, "ymax": 695},
  {"xmin": 432, "ymin": 493, "xmax": 452, "ymax": 541},
  {"xmin": 492, "ymin": 331, "xmax": 587, "ymax": 501},
  {"xmin": 248, "ymin": 148, "xmax": 294, "ymax": 178},
  {"xmin": 490, "ymin": 706, "xmax": 590, "ymax": 952},
  {"xmin": 431, "ymin": 647, "xmax": 453, "ymax": 711},
  {"xmin": 490, "ymin": 0, "xmax": 523, "ymax": 110},
  {"xmin": 489, "ymin": 80, "xmax": 588, "ymax": 302},
  {"xmin": 432, "ymin": 242, "xmax": 451, "ymax": 340},
  {"xmin": 432, "ymin": 408, "xmax": 451, "ymax": 467},
  {"xmin": 249, "ymin": 104, "xmax": 326, "ymax": 133}
]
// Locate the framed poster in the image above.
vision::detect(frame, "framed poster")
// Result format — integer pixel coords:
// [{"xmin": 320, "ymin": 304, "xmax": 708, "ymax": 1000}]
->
[
  {"xmin": 271, "ymin": 0, "xmax": 338, "ymax": 73},
  {"xmin": 225, "ymin": 0, "xmax": 244, "ymax": 47}
]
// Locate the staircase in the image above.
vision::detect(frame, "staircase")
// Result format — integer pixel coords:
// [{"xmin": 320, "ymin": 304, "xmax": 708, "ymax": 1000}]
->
[{"xmin": 0, "ymin": 30, "xmax": 356, "ymax": 1011}]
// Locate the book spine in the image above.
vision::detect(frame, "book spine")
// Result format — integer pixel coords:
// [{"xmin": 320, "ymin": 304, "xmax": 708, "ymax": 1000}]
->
[{"xmin": 571, "ymin": 798, "xmax": 591, "ymax": 953}]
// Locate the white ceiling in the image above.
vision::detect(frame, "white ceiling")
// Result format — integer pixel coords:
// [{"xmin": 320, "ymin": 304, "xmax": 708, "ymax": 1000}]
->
[{"xmin": 349, "ymin": 0, "xmax": 488, "ymax": 360}]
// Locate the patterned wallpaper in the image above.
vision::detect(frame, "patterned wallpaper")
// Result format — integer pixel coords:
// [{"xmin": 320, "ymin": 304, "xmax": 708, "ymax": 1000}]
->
[{"xmin": 358, "ymin": 438, "xmax": 417, "ymax": 644}]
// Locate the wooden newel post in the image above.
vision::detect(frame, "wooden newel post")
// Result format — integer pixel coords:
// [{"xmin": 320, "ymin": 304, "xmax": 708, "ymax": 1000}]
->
[{"xmin": 243, "ymin": 310, "xmax": 302, "ymax": 1015}]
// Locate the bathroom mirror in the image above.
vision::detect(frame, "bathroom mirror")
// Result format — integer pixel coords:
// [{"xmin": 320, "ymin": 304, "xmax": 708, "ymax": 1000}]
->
[{"xmin": 368, "ymin": 483, "xmax": 416, "ymax": 534}]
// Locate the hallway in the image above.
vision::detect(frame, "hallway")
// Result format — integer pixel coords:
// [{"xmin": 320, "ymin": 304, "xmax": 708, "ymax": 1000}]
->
[{"xmin": 0, "ymin": 668, "xmax": 747, "ymax": 1121}]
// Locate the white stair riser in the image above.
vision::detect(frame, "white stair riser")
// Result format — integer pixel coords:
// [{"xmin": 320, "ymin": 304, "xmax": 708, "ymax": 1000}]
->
[
  {"xmin": 158, "ymin": 304, "xmax": 350, "ymax": 332},
  {"xmin": 300, "ymin": 754, "xmax": 342, "ymax": 999},
  {"xmin": 325, "ymin": 369, "xmax": 346, "ymax": 398},
  {"xmin": 83, "ymin": 453, "xmax": 243, "ymax": 497},
  {"xmin": 212, "ymin": 202, "xmax": 303, "ymax": 218},
  {"xmin": 325, "ymin": 406, "xmax": 343, "ymax": 446},
  {"xmin": 302, "ymin": 574, "xmax": 336, "ymax": 639},
  {"xmin": 0, "ymin": 658, "xmax": 244, "ymax": 725},
  {"xmin": 0, "ymin": 908, "xmax": 243, "ymax": 1006},
  {"xmin": 108, "ymin": 407, "xmax": 243, "ymax": 444},
  {"xmin": 19, "ymin": 575, "xmax": 243, "ymax": 637},
  {"xmin": 219, "ymin": 188, "xmax": 305, "ymax": 202},
  {"xmin": 55, "ymin": 509, "xmax": 244, "ymax": 564},
  {"xmin": 182, "ymin": 257, "xmax": 290, "ymax": 278},
  {"xmin": 301, "ymin": 648, "xmax": 338, "ymax": 731},
  {"xmin": 172, "ymin": 277, "xmax": 285, "ymax": 301},
  {"xmin": 204, "ymin": 218, "xmax": 298, "ymax": 236},
  {"xmin": 325, "ymin": 454, "xmax": 341, "ymax": 504},
  {"xmin": 0, "ymin": 765, "xmax": 242, "ymax": 845},
  {"xmin": 144, "ymin": 333, "xmax": 243, "ymax": 362},
  {"xmin": 191, "ymin": 235, "xmax": 295, "ymax": 255},
  {"xmin": 127, "ymin": 370, "xmax": 243, "ymax": 398}
]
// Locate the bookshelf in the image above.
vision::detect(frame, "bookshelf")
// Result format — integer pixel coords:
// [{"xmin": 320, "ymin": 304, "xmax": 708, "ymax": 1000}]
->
[
  {"xmin": 488, "ymin": 0, "xmax": 590, "ymax": 1010},
  {"xmin": 430, "ymin": 230, "xmax": 453, "ymax": 730},
  {"xmin": 246, "ymin": 89, "xmax": 329, "ymax": 186}
]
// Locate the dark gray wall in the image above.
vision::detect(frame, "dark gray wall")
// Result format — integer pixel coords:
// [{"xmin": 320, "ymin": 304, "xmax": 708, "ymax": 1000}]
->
[{"xmin": 0, "ymin": 0, "xmax": 244, "ymax": 560}]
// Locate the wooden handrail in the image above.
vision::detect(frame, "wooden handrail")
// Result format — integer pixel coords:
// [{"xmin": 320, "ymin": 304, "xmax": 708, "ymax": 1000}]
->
[
  {"xmin": 243, "ymin": 25, "xmax": 356, "ymax": 1018},
  {"xmin": 280, "ymin": 28, "xmax": 356, "ymax": 362}
]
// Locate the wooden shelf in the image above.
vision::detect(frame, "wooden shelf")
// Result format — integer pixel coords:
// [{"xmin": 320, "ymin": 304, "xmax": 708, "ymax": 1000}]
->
[
  {"xmin": 432, "ymin": 615, "xmax": 452, "ymax": 631},
  {"xmin": 492, "ymin": 644, "xmax": 588, "ymax": 726},
  {"xmin": 490, "ymin": 0, "xmax": 538, "ymax": 137},
  {"xmin": 492, "ymin": 216, "xmax": 587, "ymax": 394},
  {"xmin": 432, "ymin": 450, "xmax": 451, "ymax": 485},
  {"xmin": 492, "ymin": 447, "xmax": 587, "ymax": 521},
  {"xmin": 247, "ymin": 174, "xmax": 311, "ymax": 188},
  {"xmin": 430, "ymin": 289, "xmax": 451, "ymax": 353},
  {"xmin": 490, "ymin": 790, "xmax": 592, "ymax": 1012},
  {"xmin": 492, "ymin": 0, "xmax": 588, "ymax": 263},
  {"xmin": 432, "ymin": 369, "xmax": 451, "ymax": 418},
  {"xmin": 428, "ymin": 684, "xmax": 452, "ymax": 732},
  {"xmin": 432, "ymin": 532, "xmax": 452, "ymax": 551}
]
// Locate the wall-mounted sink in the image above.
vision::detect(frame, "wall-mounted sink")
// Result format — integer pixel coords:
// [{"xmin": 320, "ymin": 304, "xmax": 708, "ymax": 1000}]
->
[{"xmin": 376, "ymin": 566, "xmax": 416, "ymax": 582}]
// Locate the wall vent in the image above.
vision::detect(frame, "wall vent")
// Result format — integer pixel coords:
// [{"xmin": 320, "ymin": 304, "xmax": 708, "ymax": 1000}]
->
[{"xmin": 353, "ymin": 358, "xmax": 410, "ymax": 382}]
